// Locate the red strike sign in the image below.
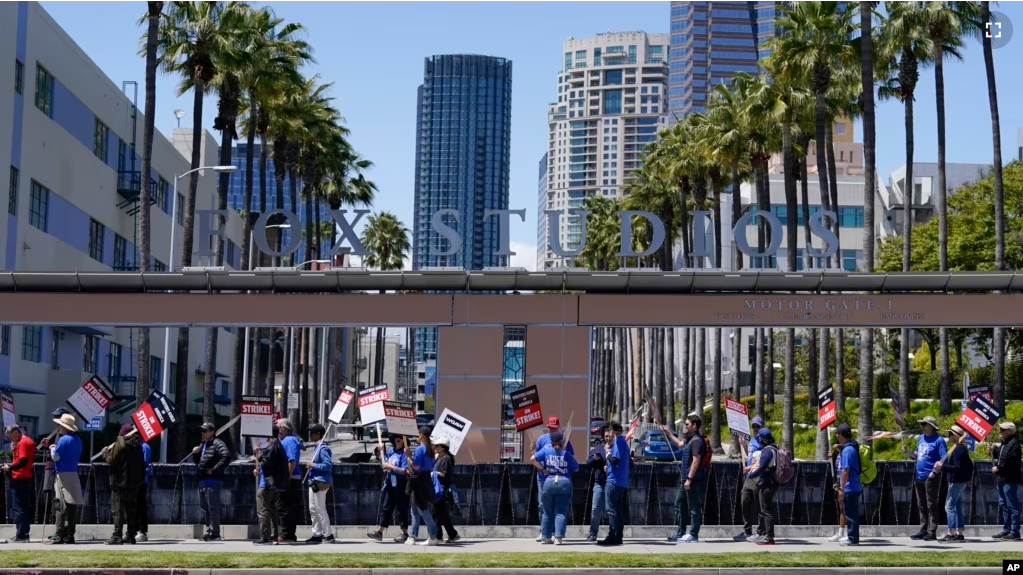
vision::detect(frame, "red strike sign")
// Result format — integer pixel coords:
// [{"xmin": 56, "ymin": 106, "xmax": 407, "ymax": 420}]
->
[
  {"xmin": 242, "ymin": 403, "xmax": 272, "ymax": 415},
  {"xmin": 384, "ymin": 404, "xmax": 416, "ymax": 419},
  {"xmin": 956, "ymin": 395, "xmax": 1001, "ymax": 441},
  {"xmin": 510, "ymin": 385, "xmax": 543, "ymax": 432},
  {"xmin": 359, "ymin": 390, "xmax": 388, "ymax": 407},
  {"xmin": 818, "ymin": 386, "xmax": 836, "ymax": 429},
  {"xmin": 132, "ymin": 403, "xmax": 163, "ymax": 442}
]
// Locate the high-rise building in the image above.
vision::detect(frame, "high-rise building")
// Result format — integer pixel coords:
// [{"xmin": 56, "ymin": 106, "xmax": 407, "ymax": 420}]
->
[
  {"xmin": 535, "ymin": 152, "xmax": 548, "ymax": 269},
  {"xmin": 411, "ymin": 54, "xmax": 512, "ymax": 362},
  {"xmin": 540, "ymin": 31, "xmax": 669, "ymax": 270},
  {"xmin": 668, "ymin": 2, "xmax": 780, "ymax": 117},
  {"xmin": 224, "ymin": 142, "xmax": 331, "ymax": 265}
]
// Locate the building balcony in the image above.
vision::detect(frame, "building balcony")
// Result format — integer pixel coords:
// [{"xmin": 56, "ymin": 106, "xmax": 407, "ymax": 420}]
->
[
  {"xmin": 107, "ymin": 374, "xmax": 136, "ymax": 399},
  {"xmin": 116, "ymin": 171, "xmax": 158, "ymax": 203}
]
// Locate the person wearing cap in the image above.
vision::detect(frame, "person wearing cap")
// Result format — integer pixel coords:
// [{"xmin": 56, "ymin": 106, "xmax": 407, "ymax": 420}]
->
[
  {"xmin": 46, "ymin": 413, "xmax": 83, "ymax": 545},
  {"xmin": 102, "ymin": 423, "xmax": 146, "ymax": 545},
  {"xmin": 254, "ymin": 425, "xmax": 288, "ymax": 545},
  {"xmin": 431, "ymin": 438, "xmax": 460, "ymax": 543},
  {"xmin": 531, "ymin": 430, "xmax": 579, "ymax": 544},
  {"xmin": 367, "ymin": 434, "xmax": 411, "ymax": 543},
  {"xmin": 901, "ymin": 415, "xmax": 946, "ymax": 541},
  {"xmin": 303, "ymin": 423, "xmax": 334, "ymax": 544},
  {"xmin": 585, "ymin": 425, "xmax": 611, "ymax": 543},
  {"xmin": 192, "ymin": 422, "xmax": 230, "ymax": 542},
  {"xmin": 735, "ymin": 416, "xmax": 765, "ymax": 542},
  {"xmin": 276, "ymin": 418, "xmax": 303, "ymax": 543},
  {"xmin": 405, "ymin": 425, "xmax": 439, "ymax": 546},
  {"xmin": 934, "ymin": 425, "xmax": 972, "ymax": 543},
  {"xmin": 532, "ymin": 416, "xmax": 575, "ymax": 542},
  {"xmin": 2, "ymin": 424, "xmax": 35, "ymax": 543},
  {"xmin": 747, "ymin": 427, "xmax": 778, "ymax": 545},
  {"xmin": 834, "ymin": 423, "xmax": 861, "ymax": 546},
  {"xmin": 990, "ymin": 420, "xmax": 1021, "ymax": 540},
  {"xmin": 597, "ymin": 421, "xmax": 630, "ymax": 547}
]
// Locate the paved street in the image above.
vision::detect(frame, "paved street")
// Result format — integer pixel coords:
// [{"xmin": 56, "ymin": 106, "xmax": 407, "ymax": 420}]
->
[{"xmin": 3, "ymin": 536, "xmax": 1021, "ymax": 554}]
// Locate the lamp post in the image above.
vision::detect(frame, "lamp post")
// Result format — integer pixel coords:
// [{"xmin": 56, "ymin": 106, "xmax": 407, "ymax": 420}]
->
[{"xmin": 159, "ymin": 164, "xmax": 236, "ymax": 463}]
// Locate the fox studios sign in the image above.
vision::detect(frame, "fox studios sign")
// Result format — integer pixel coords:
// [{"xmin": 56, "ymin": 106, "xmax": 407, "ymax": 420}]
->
[{"xmin": 193, "ymin": 207, "xmax": 840, "ymax": 264}]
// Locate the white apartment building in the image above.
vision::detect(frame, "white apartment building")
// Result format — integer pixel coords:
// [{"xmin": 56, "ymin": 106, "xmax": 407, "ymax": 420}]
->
[
  {"xmin": 354, "ymin": 331, "xmax": 402, "ymax": 402},
  {"xmin": 876, "ymin": 162, "xmax": 990, "ymax": 244},
  {"xmin": 540, "ymin": 31, "xmax": 669, "ymax": 270},
  {"xmin": 0, "ymin": 2, "xmax": 245, "ymax": 436}
]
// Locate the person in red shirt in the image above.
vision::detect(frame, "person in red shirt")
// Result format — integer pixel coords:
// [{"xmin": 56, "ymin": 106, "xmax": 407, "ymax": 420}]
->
[{"xmin": 3, "ymin": 424, "xmax": 36, "ymax": 542}]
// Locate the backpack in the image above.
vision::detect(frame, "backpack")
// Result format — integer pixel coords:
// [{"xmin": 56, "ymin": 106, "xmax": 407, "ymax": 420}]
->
[
  {"xmin": 858, "ymin": 443, "xmax": 877, "ymax": 485},
  {"xmin": 260, "ymin": 439, "xmax": 290, "ymax": 490},
  {"xmin": 771, "ymin": 445, "xmax": 796, "ymax": 484},
  {"xmin": 698, "ymin": 435, "xmax": 713, "ymax": 468}
]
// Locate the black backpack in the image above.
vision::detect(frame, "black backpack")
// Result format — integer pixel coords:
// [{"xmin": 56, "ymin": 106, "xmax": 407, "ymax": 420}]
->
[{"xmin": 260, "ymin": 440, "xmax": 290, "ymax": 490}]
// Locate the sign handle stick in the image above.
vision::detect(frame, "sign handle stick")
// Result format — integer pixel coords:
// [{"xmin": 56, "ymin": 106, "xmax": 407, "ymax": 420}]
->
[
  {"xmin": 376, "ymin": 422, "xmax": 384, "ymax": 460},
  {"xmin": 215, "ymin": 414, "xmax": 241, "ymax": 437},
  {"xmin": 90, "ymin": 428, "xmax": 138, "ymax": 462}
]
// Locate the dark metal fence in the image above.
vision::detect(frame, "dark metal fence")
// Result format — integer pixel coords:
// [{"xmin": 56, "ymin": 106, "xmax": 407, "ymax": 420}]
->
[{"xmin": 1, "ymin": 461, "xmax": 1014, "ymax": 527}]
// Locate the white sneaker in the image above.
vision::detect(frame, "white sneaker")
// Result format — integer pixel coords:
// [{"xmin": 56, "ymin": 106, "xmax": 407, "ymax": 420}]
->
[
  {"xmin": 680, "ymin": 534, "xmax": 698, "ymax": 543},
  {"xmin": 838, "ymin": 536, "xmax": 849, "ymax": 544},
  {"xmin": 536, "ymin": 534, "xmax": 544, "ymax": 542},
  {"xmin": 404, "ymin": 536, "xmax": 418, "ymax": 546},
  {"xmin": 554, "ymin": 537, "xmax": 563, "ymax": 545},
  {"xmin": 827, "ymin": 530, "xmax": 846, "ymax": 542},
  {"xmin": 417, "ymin": 537, "xmax": 438, "ymax": 547},
  {"xmin": 540, "ymin": 538, "xmax": 554, "ymax": 544},
  {"xmin": 136, "ymin": 533, "xmax": 148, "ymax": 542}
]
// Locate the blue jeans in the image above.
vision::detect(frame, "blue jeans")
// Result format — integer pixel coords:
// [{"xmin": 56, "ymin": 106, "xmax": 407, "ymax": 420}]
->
[
  {"xmin": 945, "ymin": 482, "xmax": 967, "ymax": 531},
  {"xmin": 541, "ymin": 476, "xmax": 573, "ymax": 539},
  {"xmin": 589, "ymin": 483, "xmax": 606, "ymax": 537},
  {"xmin": 605, "ymin": 481, "xmax": 626, "ymax": 541},
  {"xmin": 674, "ymin": 480, "xmax": 704, "ymax": 537},
  {"xmin": 536, "ymin": 476, "xmax": 545, "ymax": 522},
  {"xmin": 410, "ymin": 503, "xmax": 437, "ymax": 539},
  {"xmin": 843, "ymin": 490, "xmax": 861, "ymax": 543},
  {"xmin": 9, "ymin": 478, "xmax": 34, "ymax": 539},
  {"xmin": 998, "ymin": 480, "xmax": 1020, "ymax": 534}
]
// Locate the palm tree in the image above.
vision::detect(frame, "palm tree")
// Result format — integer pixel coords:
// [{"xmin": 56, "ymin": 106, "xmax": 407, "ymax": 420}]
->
[
  {"xmin": 135, "ymin": 1, "xmax": 164, "ymax": 410},
  {"xmin": 858, "ymin": 0, "xmax": 879, "ymax": 442},
  {"xmin": 919, "ymin": 0, "xmax": 981, "ymax": 416},
  {"xmin": 155, "ymin": 0, "xmax": 245, "ymax": 456},
  {"xmin": 981, "ymin": 1, "xmax": 1007, "ymax": 413},
  {"xmin": 361, "ymin": 212, "xmax": 411, "ymax": 389}
]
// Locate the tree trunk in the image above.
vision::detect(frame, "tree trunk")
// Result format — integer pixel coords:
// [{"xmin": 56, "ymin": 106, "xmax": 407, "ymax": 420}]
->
[
  {"xmin": 170, "ymin": 74, "xmax": 205, "ymax": 461},
  {"xmin": 680, "ymin": 328, "xmax": 690, "ymax": 418},
  {"xmin": 711, "ymin": 327, "xmax": 723, "ymax": 453},
  {"xmin": 755, "ymin": 328, "xmax": 765, "ymax": 419},
  {"xmin": 767, "ymin": 329, "xmax": 776, "ymax": 404},
  {"xmin": 826, "ymin": 124, "xmax": 841, "ymax": 270},
  {"xmin": 695, "ymin": 329, "xmax": 706, "ymax": 422},
  {"xmin": 860, "ymin": 0, "xmax": 877, "ymax": 440},
  {"xmin": 783, "ymin": 328, "xmax": 795, "ymax": 454},
  {"xmin": 136, "ymin": 1, "xmax": 161, "ymax": 410},
  {"xmin": 835, "ymin": 329, "xmax": 846, "ymax": 412},
  {"xmin": 290, "ymin": 173, "xmax": 300, "ymax": 266},
  {"xmin": 654, "ymin": 329, "xmax": 665, "ymax": 424},
  {"xmin": 730, "ymin": 161, "xmax": 742, "ymax": 270},
  {"xmin": 983, "ymin": 0, "xmax": 1007, "ymax": 413},
  {"xmin": 666, "ymin": 328, "xmax": 676, "ymax": 431},
  {"xmin": 817, "ymin": 325, "xmax": 831, "ymax": 460}
]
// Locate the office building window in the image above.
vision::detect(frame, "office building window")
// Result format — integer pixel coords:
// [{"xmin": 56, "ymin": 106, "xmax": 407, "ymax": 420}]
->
[
  {"xmin": 14, "ymin": 60, "xmax": 24, "ymax": 94},
  {"xmin": 150, "ymin": 356, "xmax": 163, "ymax": 391},
  {"xmin": 113, "ymin": 234, "xmax": 128, "ymax": 270},
  {"xmin": 50, "ymin": 330, "xmax": 59, "ymax": 369},
  {"xmin": 604, "ymin": 69, "xmax": 623, "ymax": 85},
  {"xmin": 0, "ymin": 325, "xmax": 9, "ymax": 356},
  {"xmin": 17, "ymin": 416, "xmax": 37, "ymax": 439},
  {"xmin": 842, "ymin": 249, "xmax": 858, "ymax": 272},
  {"xmin": 21, "ymin": 326, "xmax": 41, "ymax": 363},
  {"xmin": 89, "ymin": 218, "xmax": 104, "ymax": 262},
  {"xmin": 8, "ymin": 166, "xmax": 18, "ymax": 216},
  {"xmin": 603, "ymin": 89, "xmax": 623, "ymax": 115},
  {"xmin": 35, "ymin": 65, "xmax": 54, "ymax": 117},
  {"xmin": 29, "ymin": 181, "xmax": 48, "ymax": 231},
  {"xmin": 168, "ymin": 362, "xmax": 177, "ymax": 396},
  {"xmin": 93, "ymin": 118, "xmax": 108, "ymax": 162},
  {"xmin": 838, "ymin": 206, "xmax": 864, "ymax": 227},
  {"xmin": 157, "ymin": 177, "xmax": 169, "ymax": 212},
  {"xmin": 83, "ymin": 335, "xmax": 98, "ymax": 373},
  {"xmin": 109, "ymin": 342, "xmax": 122, "ymax": 380},
  {"xmin": 118, "ymin": 139, "xmax": 127, "ymax": 173}
]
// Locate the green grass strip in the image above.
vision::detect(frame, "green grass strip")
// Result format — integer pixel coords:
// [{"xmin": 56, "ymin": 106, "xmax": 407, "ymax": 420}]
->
[{"xmin": 0, "ymin": 550, "xmax": 1004, "ymax": 569}]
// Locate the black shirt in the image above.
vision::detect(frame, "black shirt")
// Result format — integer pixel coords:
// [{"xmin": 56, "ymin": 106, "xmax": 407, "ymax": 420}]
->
[
  {"xmin": 587, "ymin": 444, "xmax": 607, "ymax": 486},
  {"xmin": 435, "ymin": 453, "xmax": 454, "ymax": 488}
]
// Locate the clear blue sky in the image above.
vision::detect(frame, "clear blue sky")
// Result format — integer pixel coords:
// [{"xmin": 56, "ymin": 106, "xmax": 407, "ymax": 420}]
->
[{"xmin": 40, "ymin": 2, "xmax": 1023, "ymax": 270}]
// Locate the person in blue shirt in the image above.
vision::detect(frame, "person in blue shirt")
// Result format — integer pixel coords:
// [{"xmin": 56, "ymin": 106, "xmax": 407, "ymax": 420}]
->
[
  {"xmin": 45, "ymin": 414, "xmax": 83, "ymax": 545},
  {"xmin": 736, "ymin": 416, "xmax": 764, "ymax": 542},
  {"xmin": 135, "ymin": 441, "xmax": 152, "ymax": 542},
  {"xmin": 368, "ymin": 434, "xmax": 411, "ymax": 543},
  {"xmin": 747, "ymin": 427, "xmax": 778, "ymax": 545},
  {"xmin": 277, "ymin": 418, "xmax": 303, "ymax": 543},
  {"xmin": 303, "ymin": 423, "xmax": 334, "ymax": 544},
  {"xmin": 532, "ymin": 416, "xmax": 575, "ymax": 542},
  {"xmin": 660, "ymin": 415, "xmax": 708, "ymax": 543},
  {"xmin": 404, "ymin": 425, "xmax": 439, "ymax": 546},
  {"xmin": 901, "ymin": 415, "xmax": 946, "ymax": 541},
  {"xmin": 585, "ymin": 427, "xmax": 610, "ymax": 542},
  {"xmin": 531, "ymin": 431, "xmax": 579, "ymax": 544},
  {"xmin": 597, "ymin": 421, "xmax": 630, "ymax": 547},
  {"xmin": 835, "ymin": 423, "xmax": 862, "ymax": 546}
]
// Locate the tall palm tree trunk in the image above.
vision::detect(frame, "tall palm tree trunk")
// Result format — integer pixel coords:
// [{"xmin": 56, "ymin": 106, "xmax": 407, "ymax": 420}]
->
[
  {"xmin": 755, "ymin": 329, "xmax": 765, "ymax": 419},
  {"xmin": 695, "ymin": 329, "xmax": 705, "ymax": 422},
  {"xmin": 800, "ymin": 150, "xmax": 818, "ymax": 408},
  {"xmin": 899, "ymin": 56, "xmax": 917, "ymax": 417},
  {"xmin": 680, "ymin": 328, "xmax": 690, "ymax": 418},
  {"xmin": 171, "ymin": 74, "xmax": 206, "ymax": 461},
  {"xmin": 666, "ymin": 328, "xmax": 676, "ymax": 430},
  {"xmin": 983, "ymin": 1, "xmax": 1007, "ymax": 413},
  {"xmin": 782, "ymin": 120, "xmax": 797, "ymax": 454},
  {"xmin": 137, "ymin": 1, "xmax": 161, "ymax": 410},
  {"xmin": 711, "ymin": 328, "xmax": 723, "ymax": 453},
  {"xmin": 933, "ymin": 29, "xmax": 952, "ymax": 416},
  {"xmin": 859, "ymin": 0, "xmax": 877, "ymax": 440},
  {"xmin": 817, "ymin": 323, "xmax": 831, "ymax": 460},
  {"xmin": 825, "ymin": 124, "xmax": 844, "ymax": 412}
]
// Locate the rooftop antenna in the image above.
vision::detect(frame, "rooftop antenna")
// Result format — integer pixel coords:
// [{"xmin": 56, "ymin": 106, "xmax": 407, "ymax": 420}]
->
[{"xmin": 173, "ymin": 109, "xmax": 185, "ymax": 127}]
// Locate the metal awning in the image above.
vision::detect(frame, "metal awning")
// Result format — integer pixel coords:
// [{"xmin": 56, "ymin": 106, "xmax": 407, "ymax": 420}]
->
[{"xmin": 0, "ymin": 270, "xmax": 1020, "ymax": 294}]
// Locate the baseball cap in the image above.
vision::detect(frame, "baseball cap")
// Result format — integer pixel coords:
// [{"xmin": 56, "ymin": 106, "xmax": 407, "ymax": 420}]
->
[
  {"xmin": 199, "ymin": 422, "xmax": 216, "ymax": 432},
  {"xmin": 547, "ymin": 416, "xmax": 560, "ymax": 428},
  {"xmin": 1000, "ymin": 421, "xmax": 1017, "ymax": 432},
  {"xmin": 434, "ymin": 437, "xmax": 450, "ymax": 447},
  {"xmin": 308, "ymin": 423, "xmax": 326, "ymax": 435},
  {"xmin": 550, "ymin": 431, "xmax": 565, "ymax": 443},
  {"xmin": 119, "ymin": 423, "xmax": 134, "ymax": 436},
  {"xmin": 835, "ymin": 423, "xmax": 853, "ymax": 437},
  {"xmin": 751, "ymin": 416, "xmax": 765, "ymax": 427},
  {"xmin": 757, "ymin": 427, "xmax": 773, "ymax": 441},
  {"xmin": 51, "ymin": 407, "xmax": 70, "ymax": 418}
]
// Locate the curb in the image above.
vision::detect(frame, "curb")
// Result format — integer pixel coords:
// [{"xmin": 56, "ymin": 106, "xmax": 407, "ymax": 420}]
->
[{"xmin": 0, "ymin": 564, "xmax": 998, "ymax": 568}]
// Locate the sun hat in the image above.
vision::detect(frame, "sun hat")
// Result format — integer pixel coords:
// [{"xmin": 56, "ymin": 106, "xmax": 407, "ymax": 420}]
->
[{"xmin": 53, "ymin": 413, "xmax": 78, "ymax": 433}]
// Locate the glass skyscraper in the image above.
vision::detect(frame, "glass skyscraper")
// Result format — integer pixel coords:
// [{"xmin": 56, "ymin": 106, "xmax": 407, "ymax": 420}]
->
[
  {"xmin": 411, "ymin": 54, "xmax": 513, "ymax": 362},
  {"xmin": 668, "ymin": 2, "xmax": 780, "ymax": 117}
]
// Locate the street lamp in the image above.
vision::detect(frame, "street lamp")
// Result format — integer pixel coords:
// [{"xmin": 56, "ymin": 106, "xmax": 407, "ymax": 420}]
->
[{"xmin": 158, "ymin": 164, "xmax": 237, "ymax": 463}]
